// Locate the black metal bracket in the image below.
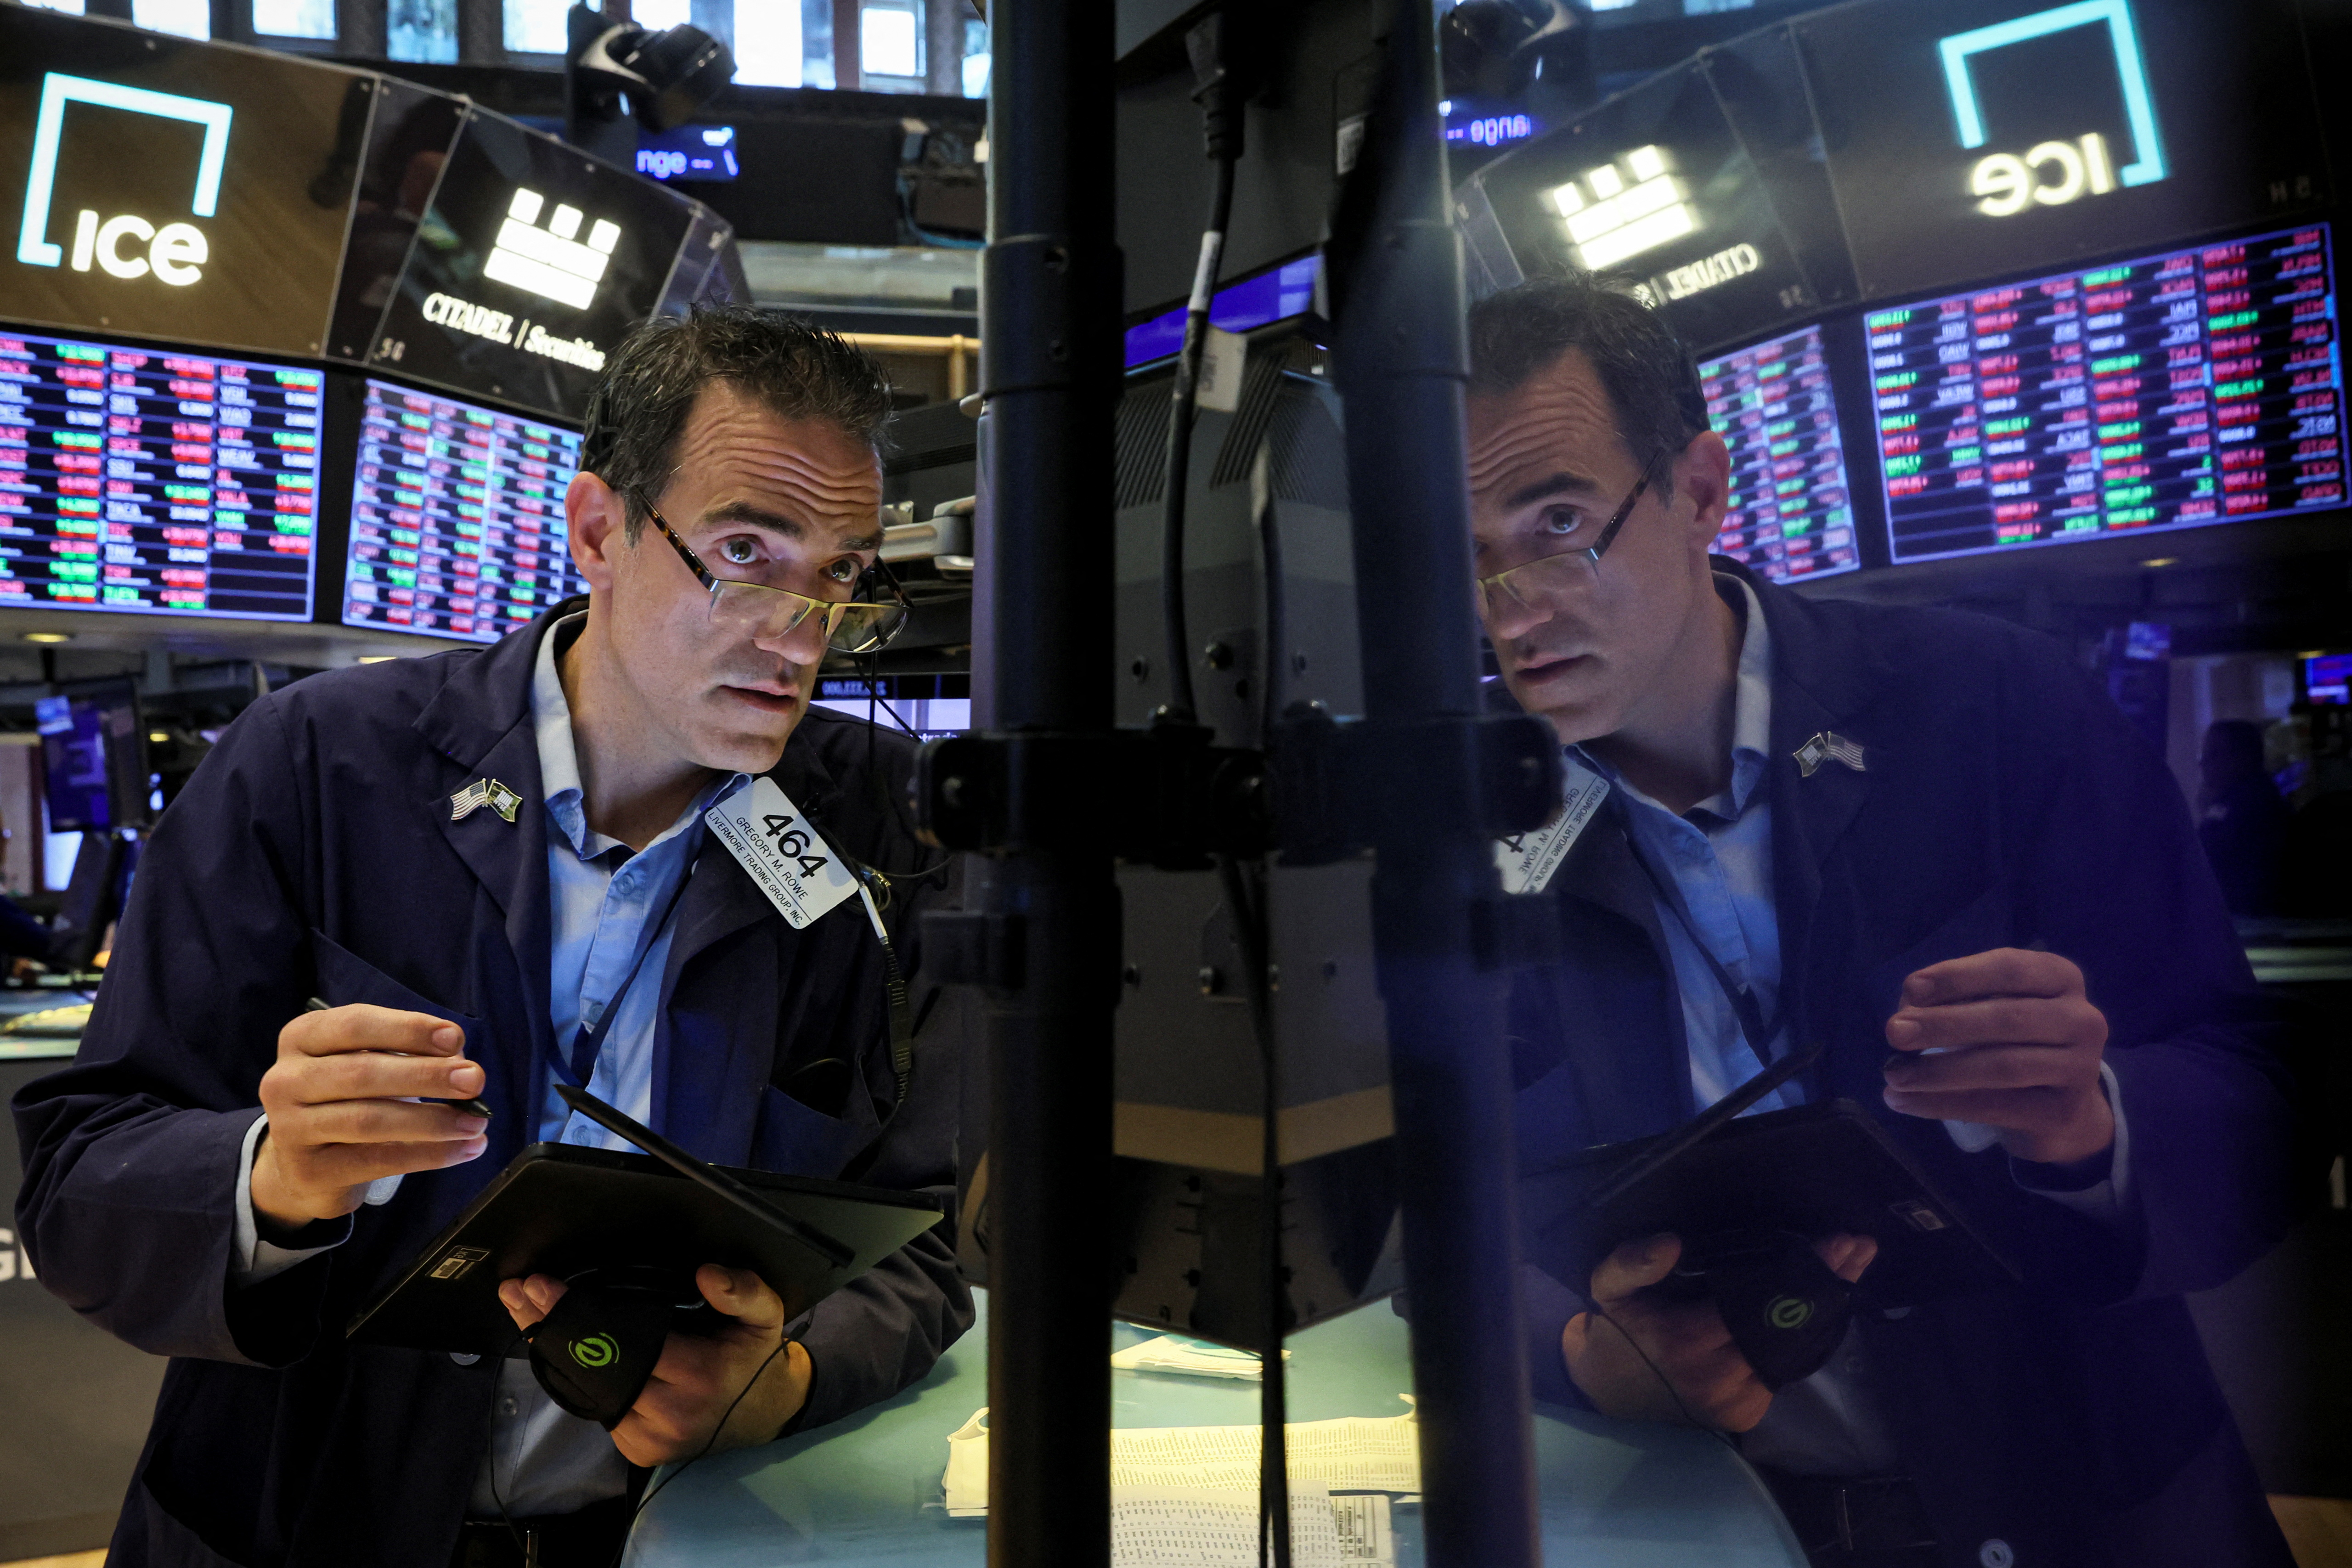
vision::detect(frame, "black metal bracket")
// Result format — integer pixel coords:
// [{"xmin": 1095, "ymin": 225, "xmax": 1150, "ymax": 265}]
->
[
  {"xmin": 1269, "ymin": 705, "xmax": 1563, "ymax": 865},
  {"xmin": 915, "ymin": 720, "xmax": 1268, "ymax": 867},
  {"xmin": 914, "ymin": 707, "xmax": 1562, "ymax": 874}
]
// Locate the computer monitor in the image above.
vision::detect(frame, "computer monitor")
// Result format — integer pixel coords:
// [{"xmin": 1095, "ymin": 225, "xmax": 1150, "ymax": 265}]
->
[
  {"xmin": 35, "ymin": 694, "xmax": 107, "ymax": 833},
  {"xmin": 0, "ymin": 329, "xmax": 323, "ymax": 619},
  {"xmin": 34, "ymin": 684, "xmax": 147, "ymax": 834},
  {"xmin": 1870, "ymin": 222, "xmax": 2348, "ymax": 565},
  {"xmin": 1699, "ymin": 323, "xmax": 1860, "ymax": 583},
  {"xmin": 340, "ymin": 379, "xmax": 587, "ymax": 643},
  {"xmin": 2305, "ymin": 653, "xmax": 2352, "ymax": 706},
  {"xmin": 48, "ymin": 829, "xmax": 126, "ymax": 972}
]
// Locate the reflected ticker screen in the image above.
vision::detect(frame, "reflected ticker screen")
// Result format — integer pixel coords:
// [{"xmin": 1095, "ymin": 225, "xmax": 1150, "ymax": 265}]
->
[
  {"xmin": 0, "ymin": 331, "xmax": 319, "ymax": 619},
  {"xmin": 1700, "ymin": 324, "xmax": 1859, "ymax": 582},
  {"xmin": 342, "ymin": 379, "xmax": 584, "ymax": 642},
  {"xmin": 1870, "ymin": 224, "xmax": 2347, "ymax": 564}
]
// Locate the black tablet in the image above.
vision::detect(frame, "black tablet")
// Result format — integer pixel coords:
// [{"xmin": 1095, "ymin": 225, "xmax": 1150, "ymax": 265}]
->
[
  {"xmin": 1519, "ymin": 1099, "xmax": 2019, "ymax": 1308},
  {"xmin": 345, "ymin": 1144, "xmax": 946, "ymax": 1355}
]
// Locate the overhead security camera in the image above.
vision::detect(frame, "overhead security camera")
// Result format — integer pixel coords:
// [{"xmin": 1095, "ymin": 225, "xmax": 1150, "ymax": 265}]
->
[{"xmin": 564, "ymin": 3, "xmax": 736, "ymax": 169}]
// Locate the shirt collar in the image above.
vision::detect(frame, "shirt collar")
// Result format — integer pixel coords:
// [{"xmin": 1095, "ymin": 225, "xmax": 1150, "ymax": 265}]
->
[
  {"xmin": 530, "ymin": 612, "xmax": 750, "ymax": 861},
  {"xmin": 1716, "ymin": 571, "xmax": 1774, "ymax": 819}
]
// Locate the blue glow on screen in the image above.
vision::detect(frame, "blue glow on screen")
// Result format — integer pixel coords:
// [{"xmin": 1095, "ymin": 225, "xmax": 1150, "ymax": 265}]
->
[
  {"xmin": 1124, "ymin": 255, "xmax": 1322, "ymax": 368},
  {"xmin": 635, "ymin": 124, "xmax": 738, "ymax": 182},
  {"xmin": 1445, "ymin": 112, "xmax": 1539, "ymax": 148}
]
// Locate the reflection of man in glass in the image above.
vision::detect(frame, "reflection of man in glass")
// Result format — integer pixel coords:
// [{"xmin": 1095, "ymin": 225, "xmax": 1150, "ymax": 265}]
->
[{"xmin": 1469, "ymin": 274, "xmax": 2298, "ymax": 1566}]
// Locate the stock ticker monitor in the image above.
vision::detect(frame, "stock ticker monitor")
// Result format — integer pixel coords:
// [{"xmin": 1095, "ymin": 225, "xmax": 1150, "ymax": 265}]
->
[
  {"xmin": 1699, "ymin": 324, "xmax": 1859, "ymax": 582},
  {"xmin": 341, "ymin": 378, "xmax": 585, "ymax": 643},
  {"xmin": 2306, "ymin": 653, "xmax": 2352, "ymax": 706},
  {"xmin": 0, "ymin": 327, "xmax": 320, "ymax": 618},
  {"xmin": 1867, "ymin": 223, "xmax": 2347, "ymax": 565}
]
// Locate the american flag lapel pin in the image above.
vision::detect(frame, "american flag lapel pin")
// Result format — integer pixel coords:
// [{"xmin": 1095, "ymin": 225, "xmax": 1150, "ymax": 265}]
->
[{"xmin": 1794, "ymin": 732, "xmax": 1866, "ymax": 778}]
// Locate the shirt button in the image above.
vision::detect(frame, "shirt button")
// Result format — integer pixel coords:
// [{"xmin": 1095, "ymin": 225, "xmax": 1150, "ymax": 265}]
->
[
  {"xmin": 1979, "ymin": 1540, "xmax": 2014, "ymax": 1568},
  {"xmin": 449, "ymin": 1352, "xmax": 480, "ymax": 1367},
  {"xmin": 498, "ymin": 1398, "xmax": 520, "ymax": 1416}
]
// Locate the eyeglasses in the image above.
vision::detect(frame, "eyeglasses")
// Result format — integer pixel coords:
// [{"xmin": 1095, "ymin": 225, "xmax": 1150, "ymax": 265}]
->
[
  {"xmin": 1474, "ymin": 455, "xmax": 1658, "ymax": 621},
  {"xmin": 641, "ymin": 498, "xmax": 909, "ymax": 655}
]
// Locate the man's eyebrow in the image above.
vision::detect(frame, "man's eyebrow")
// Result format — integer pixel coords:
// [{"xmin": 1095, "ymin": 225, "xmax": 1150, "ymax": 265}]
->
[
  {"xmin": 698, "ymin": 502, "xmax": 884, "ymax": 556},
  {"xmin": 699, "ymin": 501, "xmax": 804, "ymax": 541},
  {"xmin": 1503, "ymin": 471, "xmax": 1604, "ymax": 510}
]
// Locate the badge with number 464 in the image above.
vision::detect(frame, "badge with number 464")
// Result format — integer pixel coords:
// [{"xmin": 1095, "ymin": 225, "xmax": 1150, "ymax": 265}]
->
[{"xmin": 706, "ymin": 777, "xmax": 862, "ymax": 929}]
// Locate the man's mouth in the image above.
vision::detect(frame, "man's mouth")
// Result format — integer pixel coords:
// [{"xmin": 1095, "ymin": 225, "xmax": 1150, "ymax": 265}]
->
[
  {"xmin": 1510, "ymin": 651, "xmax": 1591, "ymax": 685},
  {"xmin": 720, "ymin": 683, "xmax": 801, "ymax": 716}
]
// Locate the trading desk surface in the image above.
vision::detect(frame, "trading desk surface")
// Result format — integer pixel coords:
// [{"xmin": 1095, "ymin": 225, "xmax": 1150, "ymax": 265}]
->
[{"xmin": 627, "ymin": 1292, "xmax": 1806, "ymax": 1567}]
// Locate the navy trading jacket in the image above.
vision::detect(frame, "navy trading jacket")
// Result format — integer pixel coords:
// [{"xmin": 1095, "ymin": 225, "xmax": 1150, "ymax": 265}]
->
[
  {"xmin": 13, "ymin": 601, "xmax": 971, "ymax": 1568},
  {"xmin": 1509, "ymin": 557, "xmax": 2303, "ymax": 1568}
]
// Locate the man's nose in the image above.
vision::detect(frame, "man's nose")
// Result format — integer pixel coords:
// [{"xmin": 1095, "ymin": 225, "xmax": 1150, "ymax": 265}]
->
[
  {"xmin": 1478, "ymin": 582, "xmax": 1551, "ymax": 646},
  {"xmin": 755, "ymin": 603, "xmax": 832, "ymax": 664}
]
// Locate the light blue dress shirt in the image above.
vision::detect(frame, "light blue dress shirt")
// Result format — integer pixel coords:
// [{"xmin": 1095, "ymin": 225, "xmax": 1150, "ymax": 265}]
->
[
  {"xmin": 1579, "ymin": 575, "xmax": 1794, "ymax": 1118},
  {"xmin": 465, "ymin": 614, "xmax": 753, "ymax": 1517},
  {"xmin": 1565, "ymin": 575, "xmax": 2131, "ymax": 1476}
]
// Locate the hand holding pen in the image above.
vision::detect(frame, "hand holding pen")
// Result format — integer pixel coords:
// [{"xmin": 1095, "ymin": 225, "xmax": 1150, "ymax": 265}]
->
[{"xmin": 248, "ymin": 998, "xmax": 494, "ymax": 1229}]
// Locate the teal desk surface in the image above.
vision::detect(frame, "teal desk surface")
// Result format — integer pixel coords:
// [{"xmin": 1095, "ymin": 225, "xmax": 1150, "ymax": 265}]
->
[{"xmin": 629, "ymin": 1293, "xmax": 1805, "ymax": 1567}]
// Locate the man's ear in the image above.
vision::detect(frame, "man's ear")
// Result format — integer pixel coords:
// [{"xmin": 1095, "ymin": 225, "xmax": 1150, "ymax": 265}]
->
[
  {"xmin": 1673, "ymin": 429, "xmax": 1734, "ymax": 550},
  {"xmin": 566, "ymin": 471, "xmax": 628, "ymax": 595}
]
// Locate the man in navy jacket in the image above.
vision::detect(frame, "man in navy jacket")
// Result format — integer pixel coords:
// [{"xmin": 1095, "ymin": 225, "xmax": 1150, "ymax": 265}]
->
[
  {"xmin": 13, "ymin": 308, "xmax": 970, "ymax": 1567},
  {"xmin": 1470, "ymin": 275, "xmax": 2301, "ymax": 1566}
]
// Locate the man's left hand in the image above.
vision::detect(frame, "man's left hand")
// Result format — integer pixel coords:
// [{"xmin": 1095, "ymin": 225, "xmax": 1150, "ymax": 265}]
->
[
  {"xmin": 499, "ymin": 1264, "xmax": 813, "ymax": 1466},
  {"xmin": 1883, "ymin": 947, "xmax": 2114, "ymax": 1165}
]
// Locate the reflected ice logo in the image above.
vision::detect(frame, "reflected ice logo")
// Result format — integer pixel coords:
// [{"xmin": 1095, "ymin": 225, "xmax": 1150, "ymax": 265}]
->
[
  {"xmin": 1547, "ymin": 145, "xmax": 1695, "ymax": 271},
  {"xmin": 14, "ymin": 73, "xmax": 233, "ymax": 287},
  {"xmin": 482, "ymin": 188, "xmax": 621, "ymax": 311},
  {"xmin": 1938, "ymin": 0, "xmax": 2167, "ymax": 217}
]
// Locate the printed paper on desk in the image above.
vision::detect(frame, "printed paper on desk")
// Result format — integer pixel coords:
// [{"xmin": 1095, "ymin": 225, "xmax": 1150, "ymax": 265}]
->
[
  {"xmin": 1495, "ymin": 754, "xmax": 1610, "ymax": 896},
  {"xmin": 705, "ymin": 776, "xmax": 862, "ymax": 929},
  {"xmin": 1111, "ymin": 1483, "xmax": 1348, "ymax": 1568},
  {"xmin": 941, "ymin": 1401, "xmax": 1420, "ymax": 1518}
]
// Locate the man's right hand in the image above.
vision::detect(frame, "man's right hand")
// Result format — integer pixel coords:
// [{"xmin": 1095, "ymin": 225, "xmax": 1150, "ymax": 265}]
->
[
  {"xmin": 249, "ymin": 1004, "xmax": 491, "ymax": 1229},
  {"xmin": 1561, "ymin": 1231, "xmax": 1878, "ymax": 1431}
]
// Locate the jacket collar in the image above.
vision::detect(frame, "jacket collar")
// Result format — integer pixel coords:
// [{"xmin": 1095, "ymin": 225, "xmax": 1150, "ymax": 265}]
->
[
  {"xmin": 413, "ymin": 602, "xmax": 579, "ymax": 1104},
  {"xmin": 1713, "ymin": 555, "xmax": 1896, "ymax": 1064}
]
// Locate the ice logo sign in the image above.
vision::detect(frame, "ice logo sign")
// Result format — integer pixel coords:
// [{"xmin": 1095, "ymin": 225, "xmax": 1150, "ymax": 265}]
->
[
  {"xmin": 14, "ymin": 73, "xmax": 233, "ymax": 288},
  {"xmin": 1546, "ymin": 146, "xmax": 1695, "ymax": 271},
  {"xmin": 1937, "ymin": 0, "xmax": 2167, "ymax": 218},
  {"xmin": 483, "ymin": 188, "xmax": 621, "ymax": 310}
]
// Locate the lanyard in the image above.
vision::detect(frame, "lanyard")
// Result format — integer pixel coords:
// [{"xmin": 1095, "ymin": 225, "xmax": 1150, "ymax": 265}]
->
[
  {"xmin": 1615, "ymin": 803, "xmax": 1785, "ymax": 1070},
  {"xmin": 550, "ymin": 828, "xmax": 706, "ymax": 1092},
  {"xmin": 549, "ymin": 804, "xmax": 925, "ymax": 1110}
]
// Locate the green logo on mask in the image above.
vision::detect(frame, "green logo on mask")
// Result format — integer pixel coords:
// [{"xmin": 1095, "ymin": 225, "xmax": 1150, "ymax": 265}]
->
[
  {"xmin": 570, "ymin": 1333, "xmax": 618, "ymax": 1369},
  {"xmin": 1767, "ymin": 1295, "xmax": 1814, "ymax": 1331}
]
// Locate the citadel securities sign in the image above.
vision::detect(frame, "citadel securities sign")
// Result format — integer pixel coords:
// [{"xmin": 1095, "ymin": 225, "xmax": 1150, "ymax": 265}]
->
[
  {"xmin": 0, "ymin": 6, "xmax": 366, "ymax": 357},
  {"xmin": 364, "ymin": 110, "xmax": 697, "ymax": 418}
]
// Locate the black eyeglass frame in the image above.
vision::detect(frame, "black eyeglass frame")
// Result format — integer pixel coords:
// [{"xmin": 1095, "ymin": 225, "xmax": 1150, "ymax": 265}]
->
[{"xmin": 636, "ymin": 494, "xmax": 910, "ymax": 654}]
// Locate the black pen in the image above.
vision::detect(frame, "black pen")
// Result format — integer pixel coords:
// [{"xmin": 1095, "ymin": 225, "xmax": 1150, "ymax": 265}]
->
[{"xmin": 305, "ymin": 997, "xmax": 493, "ymax": 1122}]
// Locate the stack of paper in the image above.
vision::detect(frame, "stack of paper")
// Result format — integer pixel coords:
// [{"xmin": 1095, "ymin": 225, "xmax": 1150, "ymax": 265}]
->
[
  {"xmin": 1110, "ymin": 1335, "xmax": 1285, "ymax": 1381},
  {"xmin": 942, "ymin": 1404, "xmax": 1420, "ymax": 1519},
  {"xmin": 1110, "ymin": 1485, "xmax": 1394, "ymax": 1567}
]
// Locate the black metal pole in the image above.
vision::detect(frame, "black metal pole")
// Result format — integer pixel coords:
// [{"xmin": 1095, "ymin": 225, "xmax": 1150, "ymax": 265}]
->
[
  {"xmin": 1330, "ymin": 3, "xmax": 1542, "ymax": 1565},
  {"xmin": 976, "ymin": 0, "xmax": 1121, "ymax": 1563}
]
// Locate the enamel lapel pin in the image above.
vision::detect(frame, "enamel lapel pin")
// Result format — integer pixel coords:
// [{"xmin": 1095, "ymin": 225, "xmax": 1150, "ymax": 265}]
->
[
  {"xmin": 1793, "ymin": 731, "xmax": 1867, "ymax": 778},
  {"xmin": 451, "ymin": 778, "xmax": 524, "ymax": 823}
]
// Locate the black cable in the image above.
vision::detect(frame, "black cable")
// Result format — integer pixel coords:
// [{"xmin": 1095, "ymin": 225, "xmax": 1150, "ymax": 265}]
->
[
  {"xmin": 1582, "ymin": 1299, "xmax": 1741, "ymax": 1455},
  {"xmin": 1157, "ymin": 148, "xmax": 1238, "ymax": 722},
  {"xmin": 1218, "ymin": 850, "xmax": 1294, "ymax": 1568},
  {"xmin": 612, "ymin": 1335, "xmax": 797, "ymax": 1568}
]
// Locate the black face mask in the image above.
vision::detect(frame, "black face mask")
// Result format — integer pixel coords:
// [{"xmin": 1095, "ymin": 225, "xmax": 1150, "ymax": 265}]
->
[{"xmin": 523, "ymin": 1266, "xmax": 719, "ymax": 1427}]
